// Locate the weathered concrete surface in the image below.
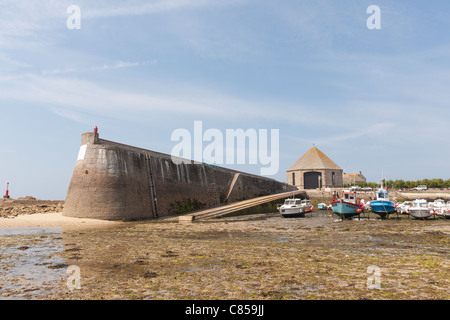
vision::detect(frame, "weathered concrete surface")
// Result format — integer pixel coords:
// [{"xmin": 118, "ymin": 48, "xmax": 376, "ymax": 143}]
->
[
  {"xmin": 175, "ymin": 189, "xmax": 307, "ymax": 222},
  {"xmin": 63, "ymin": 132, "xmax": 297, "ymax": 220}
]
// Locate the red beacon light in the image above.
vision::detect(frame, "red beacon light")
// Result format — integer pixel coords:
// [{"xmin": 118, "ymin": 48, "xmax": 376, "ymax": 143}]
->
[
  {"xmin": 4, "ymin": 182, "xmax": 10, "ymax": 199},
  {"xmin": 94, "ymin": 126, "xmax": 98, "ymax": 133}
]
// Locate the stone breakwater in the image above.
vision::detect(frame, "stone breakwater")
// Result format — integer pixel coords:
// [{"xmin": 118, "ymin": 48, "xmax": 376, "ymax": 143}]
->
[
  {"xmin": 63, "ymin": 132, "xmax": 295, "ymax": 221},
  {"xmin": 0, "ymin": 200, "xmax": 64, "ymax": 219}
]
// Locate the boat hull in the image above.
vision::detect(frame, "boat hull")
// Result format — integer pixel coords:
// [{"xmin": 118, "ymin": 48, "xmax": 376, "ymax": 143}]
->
[
  {"xmin": 279, "ymin": 206, "xmax": 311, "ymax": 218},
  {"xmin": 409, "ymin": 209, "xmax": 433, "ymax": 219},
  {"xmin": 434, "ymin": 208, "xmax": 447, "ymax": 216},
  {"xmin": 279, "ymin": 207, "xmax": 301, "ymax": 214},
  {"xmin": 370, "ymin": 200, "xmax": 396, "ymax": 218},
  {"xmin": 331, "ymin": 201, "xmax": 362, "ymax": 218}
]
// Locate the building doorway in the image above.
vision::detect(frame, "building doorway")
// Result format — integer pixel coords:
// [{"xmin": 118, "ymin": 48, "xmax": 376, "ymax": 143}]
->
[{"xmin": 304, "ymin": 172, "xmax": 322, "ymax": 189}]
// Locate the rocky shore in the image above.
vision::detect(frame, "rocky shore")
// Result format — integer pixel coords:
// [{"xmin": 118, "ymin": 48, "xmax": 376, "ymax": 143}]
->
[{"xmin": 0, "ymin": 199, "xmax": 64, "ymax": 218}]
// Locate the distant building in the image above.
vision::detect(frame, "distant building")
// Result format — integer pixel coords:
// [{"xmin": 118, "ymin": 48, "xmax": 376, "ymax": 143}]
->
[
  {"xmin": 343, "ymin": 171, "xmax": 367, "ymax": 185},
  {"xmin": 287, "ymin": 145, "xmax": 343, "ymax": 189}
]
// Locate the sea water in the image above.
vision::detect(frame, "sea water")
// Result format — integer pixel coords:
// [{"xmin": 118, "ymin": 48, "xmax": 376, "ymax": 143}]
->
[{"xmin": 0, "ymin": 227, "xmax": 66, "ymax": 299}]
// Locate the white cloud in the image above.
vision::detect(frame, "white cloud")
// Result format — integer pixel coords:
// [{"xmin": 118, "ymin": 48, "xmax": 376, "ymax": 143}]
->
[
  {"xmin": 0, "ymin": 75, "xmax": 231, "ymax": 120},
  {"xmin": 0, "ymin": 71, "xmax": 336, "ymax": 129},
  {"xmin": 0, "ymin": 1, "xmax": 71, "ymax": 37},
  {"xmin": 41, "ymin": 60, "xmax": 157, "ymax": 75},
  {"xmin": 286, "ymin": 122, "xmax": 395, "ymax": 146},
  {"xmin": 50, "ymin": 106, "xmax": 87, "ymax": 123}
]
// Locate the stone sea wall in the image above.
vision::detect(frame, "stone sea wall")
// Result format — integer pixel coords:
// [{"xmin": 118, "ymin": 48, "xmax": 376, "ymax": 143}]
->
[{"xmin": 63, "ymin": 132, "xmax": 296, "ymax": 220}]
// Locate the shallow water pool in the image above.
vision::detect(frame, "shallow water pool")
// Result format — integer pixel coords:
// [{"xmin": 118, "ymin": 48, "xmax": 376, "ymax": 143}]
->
[{"xmin": 0, "ymin": 227, "xmax": 66, "ymax": 299}]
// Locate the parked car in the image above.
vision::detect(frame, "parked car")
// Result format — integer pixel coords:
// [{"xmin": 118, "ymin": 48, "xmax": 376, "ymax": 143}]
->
[
  {"xmin": 414, "ymin": 185, "xmax": 428, "ymax": 191},
  {"xmin": 348, "ymin": 186, "xmax": 372, "ymax": 191}
]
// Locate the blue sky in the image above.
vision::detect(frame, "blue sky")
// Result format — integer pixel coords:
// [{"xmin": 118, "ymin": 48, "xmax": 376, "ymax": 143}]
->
[{"xmin": 1, "ymin": 0, "xmax": 450, "ymax": 200}]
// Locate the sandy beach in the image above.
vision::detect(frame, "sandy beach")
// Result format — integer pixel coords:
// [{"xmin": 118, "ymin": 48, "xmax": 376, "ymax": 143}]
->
[{"xmin": 0, "ymin": 212, "xmax": 123, "ymax": 231}]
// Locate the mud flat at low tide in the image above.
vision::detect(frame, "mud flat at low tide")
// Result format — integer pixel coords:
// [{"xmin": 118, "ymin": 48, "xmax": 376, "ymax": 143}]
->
[{"xmin": 0, "ymin": 211, "xmax": 449, "ymax": 300}]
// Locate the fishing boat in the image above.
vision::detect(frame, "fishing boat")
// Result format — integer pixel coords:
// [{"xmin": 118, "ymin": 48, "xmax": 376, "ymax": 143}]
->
[
  {"xmin": 278, "ymin": 198, "xmax": 313, "ymax": 218},
  {"xmin": 408, "ymin": 199, "xmax": 433, "ymax": 219},
  {"xmin": 331, "ymin": 190, "xmax": 364, "ymax": 219},
  {"xmin": 369, "ymin": 187, "xmax": 396, "ymax": 219}
]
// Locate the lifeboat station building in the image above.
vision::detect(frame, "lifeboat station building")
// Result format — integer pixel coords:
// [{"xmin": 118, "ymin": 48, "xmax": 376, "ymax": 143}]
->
[{"xmin": 287, "ymin": 145, "xmax": 343, "ymax": 190}]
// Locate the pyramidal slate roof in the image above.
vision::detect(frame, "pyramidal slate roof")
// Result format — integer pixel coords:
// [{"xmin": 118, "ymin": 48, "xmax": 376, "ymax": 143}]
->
[{"xmin": 288, "ymin": 145, "xmax": 342, "ymax": 171}]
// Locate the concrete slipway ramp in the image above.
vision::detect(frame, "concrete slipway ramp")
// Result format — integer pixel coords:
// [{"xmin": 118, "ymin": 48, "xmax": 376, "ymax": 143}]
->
[{"xmin": 177, "ymin": 190, "xmax": 306, "ymax": 222}]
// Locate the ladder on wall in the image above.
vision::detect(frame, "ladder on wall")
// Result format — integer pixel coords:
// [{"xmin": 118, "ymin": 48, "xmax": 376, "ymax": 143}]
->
[{"xmin": 145, "ymin": 153, "xmax": 159, "ymax": 218}]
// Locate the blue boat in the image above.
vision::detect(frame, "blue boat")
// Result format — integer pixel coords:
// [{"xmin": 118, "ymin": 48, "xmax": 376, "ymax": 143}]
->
[
  {"xmin": 370, "ymin": 188, "xmax": 396, "ymax": 219},
  {"xmin": 331, "ymin": 191, "xmax": 364, "ymax": 219},
  {"xmin": 318, "ymin": 203, "xmax": 328, "ymax": 210}
]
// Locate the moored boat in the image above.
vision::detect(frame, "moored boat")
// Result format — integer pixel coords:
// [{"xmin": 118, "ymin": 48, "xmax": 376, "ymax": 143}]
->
[
  {"xmin": 278, "ymin": 198, "xmax": 313, "ymax": 218},
  {"xmin": 331, "ymin": 190, "xmax": 364, "ymax": 219},
  {"xmin": 396, "ymin": 201, "xmax": 413, "ymax": 215},
  {"xmin": 318, "ymin": 203, "xmax": 328, "ymax": 210},
  {"xmin": 430, "ymin": 199, "xmax": 447, "ymax": 216},
  {"xmin": 444, "ymin": 201, "xmax": 450, "ymax": 218},
  {"xmin": 408, "ymin": 199, "xmax": 433, "ymax": 219},
  {"xmin": 444, "ymin": 203, "xmax": 450, "ymax": 218},
  {"xmin": 434, "ymin": 206, "xmax": 450, "ymax": 217},
  {"xmin": 369, "ymin": 187, "xmax": 396, "ymax": 219}
]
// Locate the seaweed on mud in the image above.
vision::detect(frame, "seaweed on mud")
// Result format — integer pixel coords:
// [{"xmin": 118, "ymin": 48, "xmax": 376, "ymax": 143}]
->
[{"xmin": 1, "ymin": 212, "xmax": 449, "ymax": 300}]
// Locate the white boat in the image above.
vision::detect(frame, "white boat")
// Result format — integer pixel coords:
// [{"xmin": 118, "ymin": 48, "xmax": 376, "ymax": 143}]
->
[
  {"xmin": 278, "ymin": 198, "xmax": 313, "ymax": 218},
  {"xmin": 408, "ymin": 199, "xmax": 433, "ymax": 219},
  {"xmin": 434, "ymin": 206, "xmax": 449, "ymax": 217},
  {"xmin": 427, "ymin": 199, "xmax": 441, "ymax": 209},
  {"xmin": 444, "ymin": 202, "xmax": 450, "ymax": 218},
  {"xmin": 396, "ymin": 201, "xmax": 413, "ymax": 214},
  {"xmin": 318, "ymin": 203, "xmax": 328, "ymax": 210},
  {"xmin": 431, "ymin": 199, "xmax": 450, "ymax": 217}
]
